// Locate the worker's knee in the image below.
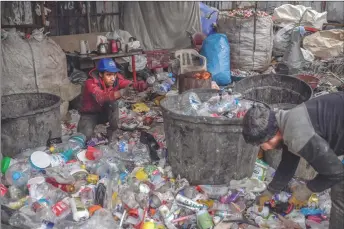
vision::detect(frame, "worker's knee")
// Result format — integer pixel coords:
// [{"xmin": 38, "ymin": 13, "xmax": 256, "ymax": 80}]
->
[{"xmin": 77, "ymin": 115, "xmax": 97, "ymax": 141}]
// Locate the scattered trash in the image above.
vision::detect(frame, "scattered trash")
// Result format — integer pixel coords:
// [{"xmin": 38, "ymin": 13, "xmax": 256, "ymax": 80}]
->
[{"xmin": 0, "ymin": 72, "xmax": 332, "ymax": 229}]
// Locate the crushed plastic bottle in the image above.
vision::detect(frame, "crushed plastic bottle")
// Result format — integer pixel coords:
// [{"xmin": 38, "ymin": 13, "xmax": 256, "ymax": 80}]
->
[{"xmin": 5, "ymin": 161, "xmax": 31, "ymax": 187}]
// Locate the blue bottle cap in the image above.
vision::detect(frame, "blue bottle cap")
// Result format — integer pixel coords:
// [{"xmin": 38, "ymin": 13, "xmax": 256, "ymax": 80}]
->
[{"xmin": 12, "ymin": 171, "xmax": 22, "ymax": 181}]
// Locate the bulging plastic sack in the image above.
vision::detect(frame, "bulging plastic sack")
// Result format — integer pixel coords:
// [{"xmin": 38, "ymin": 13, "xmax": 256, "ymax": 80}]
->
[
  {"xmin": 282, "ymin": 27, "xmax": 307, "ymax": 74},
  {"xmin": 273, "ymin": 24, "xmax": 295, "ymax": 57},
  {"xmin": 200, "ymin": 33, "xmax": 231, "ymax": 86}
]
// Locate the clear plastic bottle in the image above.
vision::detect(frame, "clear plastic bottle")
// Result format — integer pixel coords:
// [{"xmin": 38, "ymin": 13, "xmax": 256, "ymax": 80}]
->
[
  {"xmin": 50, "ymin": 133, "xmax": 86, "ymax": 156},
  {"xmin": 146, "ymin": 76, "xmax": 156, "ymax": 85},
  {"xmin": 211, "ymin": 202, "xmax": 238, "ymax": 212},
  {"xmin": 5, "ymin": 161, "xmax": 31, "ymax": 187},
  {"xmin": 180, "ymin": 92, "xmax": 202, "ymax": 115},
  {"xmin": 197, "ymin": 185, "xmax": 229, "ymax": 198},
  {"xmin": 50, "ymin": 149, "xmax": 74, "ymax": 167},
  {"xmin": 51, "ymin": 197, "xmax": 71, "ymax": 221},
  {"xmin": 9, "ymin": 212, "xmax": 53, "ymax": 228},
  {"xmin": 156, "ymin": 72, "xmax": 170, "ymax": 81},
  {"xmin": 273, "ymin": 191, "xmax": 291, "ymax": 203}
]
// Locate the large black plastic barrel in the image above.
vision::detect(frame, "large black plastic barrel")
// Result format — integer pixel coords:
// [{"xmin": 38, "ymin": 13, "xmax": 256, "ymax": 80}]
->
[
  {"xmin": 161, "ymin": 89, "xmax": 260, "ymax": 185},
  {"xmin": 234, "ymin": 74, "xmax": 316, "ymax": 179},
  {"xmin": 234, "ymin": 74, "xmax": 313, "ymax": 110},
  {"xmin": 1, "ymin": 93, "xmax": 62, "ymax": 157}
]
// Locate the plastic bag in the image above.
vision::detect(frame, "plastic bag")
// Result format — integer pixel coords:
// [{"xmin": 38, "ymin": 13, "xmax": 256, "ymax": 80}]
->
[
  {"xmin": 301, "ymin": 48, "xmax": 315, "ymax": 62},
  {"xmin": 273, "ymin": 4, "xmax": 327, "ymax": 30},
  {"xmin": 123, "ymin": 55, "xmax": 147, "ymax": 72},
  {"xmin": 303, "ymin": 29, "xmax": 344, "ymax": 59},
  {"xmin": 282, "ymin": 27, "xmax": 307, "ymax": 74},
  {"xmin": 273, "ymin": 24, "xmax": 295, "ymax": 57},
  {"xmin": 199, "ymin": 3, "xmax": 218, "ymax": 36},
  {"xmin": 218, "ymin": 13, "xmax": 273, "ymax": 72},
  {"xmin": 200, "ymin": 33, "xmax": 231, "ymax": 86}
]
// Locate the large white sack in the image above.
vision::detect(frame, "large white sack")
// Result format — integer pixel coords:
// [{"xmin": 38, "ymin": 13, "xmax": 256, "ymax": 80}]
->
[
  {"xmin": 218, "ymin": 13, "xmax": 273, "ymax": 72},
  {"xmin": 303, "ymin": 29, "xmax": 344, "ymax": 59},
  {"xmin": 1, "ymin": 29, "xmax": 80, "ymax": 118},
  {"xmin": 273, "ymin": 4, "xmax": 327, "ymax": 30}
]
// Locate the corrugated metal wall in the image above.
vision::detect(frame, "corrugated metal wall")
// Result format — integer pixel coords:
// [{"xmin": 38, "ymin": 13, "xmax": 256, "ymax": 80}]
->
[{"xmin": 203, "ymin": 1, "xmax": 344, "ymax": 23}]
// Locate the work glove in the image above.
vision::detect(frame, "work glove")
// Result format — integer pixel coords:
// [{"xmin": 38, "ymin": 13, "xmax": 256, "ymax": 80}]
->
[
  {"xmin": 288, "ymin": 183, "xmax": 312, "ymax": 209},
  {"xmin": 133, "ymin": 80, "xmax": 148, "ymax": 92},
  {"xmin": 255, "ymin": 189, "xmax": 273, "ymax": 210}
]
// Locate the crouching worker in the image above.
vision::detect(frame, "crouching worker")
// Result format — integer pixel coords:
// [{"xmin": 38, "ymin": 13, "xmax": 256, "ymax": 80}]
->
[
  {"xmin": 78, "ymin": 58, "xmax": 147, "ymax": 141},
  {"xmin": 242, "ymin": 92, "xmax": 344, "ymax": 229}
]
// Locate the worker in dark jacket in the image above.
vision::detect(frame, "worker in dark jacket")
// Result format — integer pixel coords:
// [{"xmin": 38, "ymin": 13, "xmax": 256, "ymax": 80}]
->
[
  {"xmin": 242, "ymin": 92, "xmax": 344, "ymax": 229},
  {"xmin": 78, "ymin": 58, "xmax": 146, "ymax": 141}
]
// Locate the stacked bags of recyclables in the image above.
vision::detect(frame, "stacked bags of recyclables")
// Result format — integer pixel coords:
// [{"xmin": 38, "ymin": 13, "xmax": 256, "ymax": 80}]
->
[{"xmin": 217, "ymin": 9, "xmax": 273, "ymax": 72}]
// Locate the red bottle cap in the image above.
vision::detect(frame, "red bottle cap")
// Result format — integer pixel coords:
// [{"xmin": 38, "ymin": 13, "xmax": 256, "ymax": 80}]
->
[{"xmin": 85, "ymin": 146, "xmax": 101, "ymax": 160}]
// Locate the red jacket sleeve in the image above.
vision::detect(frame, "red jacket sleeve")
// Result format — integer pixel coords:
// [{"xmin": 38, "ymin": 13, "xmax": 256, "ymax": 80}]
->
[
  {"xmin": 84, "ymin": 79, "xmax": 120, "ymax": 106},
  {"xmin": 117, "ymin": 73, "xmax": 132, "ymax": 89}
]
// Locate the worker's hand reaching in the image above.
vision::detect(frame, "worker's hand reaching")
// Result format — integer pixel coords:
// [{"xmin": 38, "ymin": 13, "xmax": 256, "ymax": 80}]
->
[
  {"xmin": 132, "ymin": 80, "xmax": 148, "ymax": 92},
  {"xmin": 255, "ymin": 189, "xmax": 273, "ymax": 209},
  {"xmin": 288, "ymin": 183, "xmax": 312, "ymax": 209}
]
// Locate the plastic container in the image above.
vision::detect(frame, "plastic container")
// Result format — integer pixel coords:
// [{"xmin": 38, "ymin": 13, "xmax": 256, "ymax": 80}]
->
[
  {"xmin": 234, "ymin": 73, "xmax": 312, "ymax": 110},
  {"xmin": 252, "ymin": 159, "xmax": 268, "ymax": 181},
  {"xmin": 160, "ymin": 89, "xmax": 261, "ymax": 185},
  {"xmin": 50, "ymin": 133, "xmax": 85, "ymax": 156},
  {"xmin": 29, "ymin": 151, "xmax": 51, "ymax": 170},
  {"xmin": 5, "ymin": 161, "xmax": 31, "ymax": 187},
  {"xmin": 234, "ymin": 74, "xmax": 315, "ymax": 180},
  {"xmin": 1, "ymin": 93, "xmax": 61, "ymax": 158}
]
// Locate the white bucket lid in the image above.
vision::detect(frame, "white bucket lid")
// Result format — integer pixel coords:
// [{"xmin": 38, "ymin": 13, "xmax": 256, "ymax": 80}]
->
[{"xmin": 30, "ymin": 151, "xmax": 51, "ymax": 169}]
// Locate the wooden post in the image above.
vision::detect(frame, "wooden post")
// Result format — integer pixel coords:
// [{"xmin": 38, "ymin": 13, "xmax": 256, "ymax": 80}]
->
[{"xmin": 41, "ymin": 2, "xmax": 46, "ymax": 27}]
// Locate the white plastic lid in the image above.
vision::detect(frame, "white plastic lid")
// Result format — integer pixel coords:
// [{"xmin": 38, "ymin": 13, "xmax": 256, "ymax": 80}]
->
[{"xmin": 30, "ymin": 151, "xmax": 51, "ymax": 169}]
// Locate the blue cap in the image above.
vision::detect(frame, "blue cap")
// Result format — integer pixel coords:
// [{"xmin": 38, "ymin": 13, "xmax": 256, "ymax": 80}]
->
[
  {"xmin": 97, "ymin": 58, "xmax": 120, "ymax": 73},
  {"xmin": 12, "ymin": 171, "xmax": 22, "ymax": 181}
]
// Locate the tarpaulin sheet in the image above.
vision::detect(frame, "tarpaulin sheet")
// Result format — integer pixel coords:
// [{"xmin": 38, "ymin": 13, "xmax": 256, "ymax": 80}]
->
[{"xmin": 122, "ymin": 2, "xmax": 201, "ymax": 51}]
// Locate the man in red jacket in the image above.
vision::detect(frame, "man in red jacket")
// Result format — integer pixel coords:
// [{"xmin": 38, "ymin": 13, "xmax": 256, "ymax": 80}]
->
[{"xmin": 77, "ymin": 58, "xmax": 146, "ymax": 141}]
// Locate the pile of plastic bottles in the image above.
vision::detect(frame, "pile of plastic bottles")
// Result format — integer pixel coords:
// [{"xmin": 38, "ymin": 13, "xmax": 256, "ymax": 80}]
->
[
  {"xmin": 0, "ymin": 129, "xmax": 331, "ymax": 229},
  {"xmin": 176, "ymin": 91, "xmax": 254, "ymax": 118},
  {"xmin": 147, "ymin": 72, "xmax": 175, "ymax": 95},
  {"xmin": 0, "ymin": 88, "xmax": 332, "ymax": 229}
]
